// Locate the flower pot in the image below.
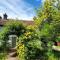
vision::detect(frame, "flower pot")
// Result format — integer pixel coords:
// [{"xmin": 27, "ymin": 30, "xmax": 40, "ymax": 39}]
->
[{"xmin": 57, "ymin": 42, "xmax": 60, "ymax": 46}]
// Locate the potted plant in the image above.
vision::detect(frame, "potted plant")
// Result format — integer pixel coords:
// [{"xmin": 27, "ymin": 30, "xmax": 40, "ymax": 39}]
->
[{"xmin": 56, "ymin": 36, "xmax": 60, "ymax": 46}]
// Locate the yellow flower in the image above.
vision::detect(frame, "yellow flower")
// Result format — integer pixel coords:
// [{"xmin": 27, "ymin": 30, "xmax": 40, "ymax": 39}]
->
[{"xmin": 25, "ymin": 32, "xmax": 31, "ymax": 36}]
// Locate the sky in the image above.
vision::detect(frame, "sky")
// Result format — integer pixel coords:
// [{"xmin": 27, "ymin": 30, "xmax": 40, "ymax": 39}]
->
[{"xmin": 0, "ymin": 0, "xmax": 43, "ymax": 20}]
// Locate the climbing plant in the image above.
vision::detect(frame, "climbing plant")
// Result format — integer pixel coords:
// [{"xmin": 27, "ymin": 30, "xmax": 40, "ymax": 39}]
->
[{"xmin": 0, "ymin": 20, "xmax": 26, "ymax": 50}]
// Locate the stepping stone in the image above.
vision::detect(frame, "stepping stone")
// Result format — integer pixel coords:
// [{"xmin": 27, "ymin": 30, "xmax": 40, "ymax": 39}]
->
[
  {"xmin": 9, "ymin": 52, "xmax": 17, "ymax": 57},
  {"xmin": 6, "ymin": 57, "xmax": 18, "ymax": 60}
]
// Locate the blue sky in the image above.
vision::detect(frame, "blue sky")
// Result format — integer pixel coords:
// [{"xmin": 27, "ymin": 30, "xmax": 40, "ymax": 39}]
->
[{"xmin": 0, "ymin": 0, "xmax": 43, "ymax": 20}]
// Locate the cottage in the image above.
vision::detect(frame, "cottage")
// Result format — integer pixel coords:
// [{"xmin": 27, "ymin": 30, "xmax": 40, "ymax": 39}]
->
[{"xmin": 0, "ymin": 13, "xmax": 34, "ymax": 48}]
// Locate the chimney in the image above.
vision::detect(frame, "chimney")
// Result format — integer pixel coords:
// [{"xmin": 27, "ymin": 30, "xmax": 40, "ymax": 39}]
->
[
  {"xmin": 0, "ymin": 16, "xmax": 2, "ymax": 20},
  {"xmin": 3, "ymin": 13, "xmax": 8, "ymax": 20}
]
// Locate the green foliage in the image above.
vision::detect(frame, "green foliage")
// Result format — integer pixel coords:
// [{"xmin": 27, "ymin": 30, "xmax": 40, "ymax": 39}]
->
[
  {"xmin": 34, "ymin": 0, "xmax": 60, "ymax": 60},
  {"xmin": 0, "ymin": 20, "xmax": 26, "ymax": 50},
  {"xmin": 17, "ymin": 0, "xmax": 60, "ymax": 60},
  {"xmin": 4, "ymin": 20, "xmax": 26, "ymax": 36},
  {"xmin": 16, "ymin": 25, "xmax": 42, "ymax": 60},
  {"xmin": 0, "ymin": 52, "xmax": 7, "ymax": 60},
  {"xmin": 0, "ymin": 0, "xmax": 60, "ymax": 60},
  {"xmin": 56, "ymin": 36, "xmax": 60, "ymax": 42}
]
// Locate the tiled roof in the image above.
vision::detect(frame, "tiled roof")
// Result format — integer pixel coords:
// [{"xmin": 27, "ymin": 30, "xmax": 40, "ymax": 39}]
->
[
  {"xmin": 0, "ymin": 19, "xmax": 7, "ymax": 26},
  {"xmin": 0, "ymin": 19, "xmax": 34, "ymax": 26},
  {"xmin": 21, "ymin": 20, "xmax": 34, "ymax": 25}
]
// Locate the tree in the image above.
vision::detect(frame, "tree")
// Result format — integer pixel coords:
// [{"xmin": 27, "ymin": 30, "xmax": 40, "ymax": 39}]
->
[
  {"xmin": 34, "ymin": 0, "xmax": 54, "ymax": 28},
  {"xmin": 34, "ymin": 0, "xmax": 60, "ymax": 59}
]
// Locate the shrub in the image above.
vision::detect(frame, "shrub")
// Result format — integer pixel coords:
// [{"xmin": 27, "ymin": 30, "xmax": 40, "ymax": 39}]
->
[
  {"xmin": 16, "ymin": 27, "xmax": 42, "ymax": 60},
  {"xmin": 0, "ymin": 52, "xmax": 7, "ymax": 60},
  {"xmin": 0, "ymin": 20, "xmax": 26, "ymax": 50}
]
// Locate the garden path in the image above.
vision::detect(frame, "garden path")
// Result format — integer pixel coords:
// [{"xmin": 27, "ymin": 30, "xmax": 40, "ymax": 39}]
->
[
  {"xmin": 6, "ymin": 56, "xmax": 18, "ymax": 60},
  {"xmin": 6, "ymin": 48, "xmax": 18, "ymax": 60}
]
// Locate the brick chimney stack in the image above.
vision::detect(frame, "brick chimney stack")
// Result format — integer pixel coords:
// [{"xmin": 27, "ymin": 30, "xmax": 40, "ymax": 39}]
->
[
  {"xmin": 0, "ymin": 16, "xmax": 2, "ymax": 20},
  {"xmin": 3, "ymin": 13, "xmax": 8, "ymax": 20}
]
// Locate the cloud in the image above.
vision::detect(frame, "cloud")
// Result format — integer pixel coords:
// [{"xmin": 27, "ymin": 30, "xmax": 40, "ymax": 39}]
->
[
  {"xmin": 0, "ymin": 0, "xmax": 35, "ymax": 20},
  {"xmin": 41, "ymin": 0, "xmax": 45, "ymax": 3},
  {"xmin": 42, "ymin": 0, "xmax": 45, "ymax": 2}
]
